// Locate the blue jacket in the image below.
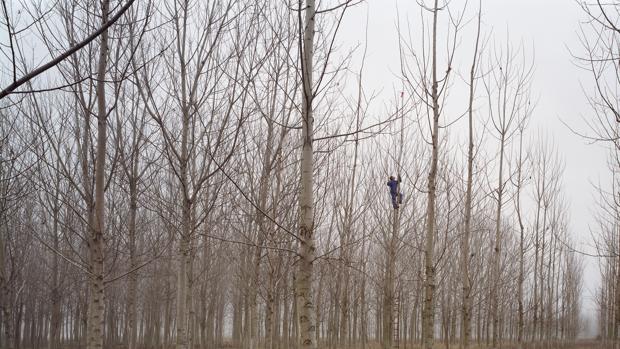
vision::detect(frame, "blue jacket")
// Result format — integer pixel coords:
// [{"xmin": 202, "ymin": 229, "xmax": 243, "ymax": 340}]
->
[{"xmin": 387, "ymin": 179, "xmax": 399, "ymax": 195}]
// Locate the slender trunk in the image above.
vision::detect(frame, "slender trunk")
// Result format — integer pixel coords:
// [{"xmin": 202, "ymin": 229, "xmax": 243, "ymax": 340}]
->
[
  {"xmin": 338, "ymin": 45, "xmax": 366, "ymax": 349},
  {"xmin": 460, "ymin": 5, "xmax": 480, "ymax": 348},
  {"xmin": 175, "ymin": 1, "xmax": 192, "ymax": 342},
  {"xmin": 296, "ymin": 0, "xmax": 317, "ymax": 348},
  {"xmin": 233, "ymin": 293, "xmax": 242, "ymax": 345},
  {"xmin": 491, "ymin": 58, "xmax": 513, "ymax": 348},
  {"xmin": 422, "ymin": 2, "xmax": 440, "ymax": 349},
  {"xmin": 340, "ymin": 270, "xmax": 350, "ymax": 349},
  {"xmin": 175, "ymin": 105, "xmax": 192, "ymax": 349},
  {"xmin": 0, "ymin": 167, "xmax": 9, "ymax": 349},
  {"xmin": 176, "ymin": 200, "xmax": 191, "ymax": 349},
  {"xmin": 127, "ymin": 178, "xmax": 138, "ymax": 349},
  {"xmin": 545, "ymin": 223, "xmax": 553, "ymax": 344},
  {"xmin": 360, "ymin": 238, "xmax": 368, "ymax": 349},
  {"xmin": 15, "ymin": 302, "xmax": 22, "ymax": 349},
  {"xmin": 206, "ymin": 294, "xmax": 216, "ymax": 347},
  {"xmin": 539, "ymin": 203, "xmax": 548, "ymax": 341},
  {"xmin": 616, "ymin": 220, "xmax": 620, "ymax": 345},
  {"xmin": 50, "ymin": 220, "xmax": 62, "ymax": 349},
  {"xmin": 292, "ymin": 281, "xmax": 299, "ymax": 344},
  {"xmin": 0, "ymin": 278, "xmax": 12, "ymax": 349},
  {"xmin": 86, "ymin": 0, "xmax": 110, "ymax": 347},
  {"xmin": 164, "ymin": 222, "xmax": 173, "ymax": 347},
  {"xmin": 266, "ymin": 276, "xmax": 275, "ymax": 349},
  {"xmin": 352, "ymin": 288, "xmax": 358, "ymax": 348},
  {"xmin": 283, "ymin": 285, "xmax": 290, "ymax": 349},
  {"xmin": 383, "ymin": 209, "xmax": 398, "ymax": 349},
  {"xmin": 533, "ymin": 193, "xmax": 541, "ymax": 342},
  {"xmin": 187, "ymin": 211, "xmax": 196, "ymax": 349},
  {"xmin": 491, "ymin": 131, "xmax": 506, "ymax": 348},
  {"xmin": 516, "ymin": 130, "xmax": 525, "ymax": 347},
  {"xmin": 250, "ymin": 110, "xmax": 276, "ymax": 349},
  {"xmin": 49, "ymin": 179, "xmax": 62, "ymax": 349}
]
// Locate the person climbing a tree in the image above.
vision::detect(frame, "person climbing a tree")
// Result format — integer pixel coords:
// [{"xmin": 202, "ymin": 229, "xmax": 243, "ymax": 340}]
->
[{"xmin": 387, "ymin": 175, "xmax": 403, "ymax": 209}]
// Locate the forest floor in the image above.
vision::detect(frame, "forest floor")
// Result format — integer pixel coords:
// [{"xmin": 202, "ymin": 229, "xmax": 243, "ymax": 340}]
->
[{"xmin": 215, "ymin": 340, "xmax": 608, "ymax": 349}]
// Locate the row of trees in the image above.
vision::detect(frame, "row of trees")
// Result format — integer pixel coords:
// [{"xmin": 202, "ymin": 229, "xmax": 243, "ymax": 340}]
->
[
  {"xmin": 4, "ymin": 0, "xmax": 618, "ymax": 349},
  {"xmin": 579, "ymin": 1, "xmax": 620, "ymax": 345}
]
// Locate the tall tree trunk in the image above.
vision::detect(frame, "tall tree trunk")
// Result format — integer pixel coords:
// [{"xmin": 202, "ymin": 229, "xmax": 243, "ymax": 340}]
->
[
  {"xmin": 515, "ymin": 130, "xmax": 526, "ymax": 348},
  {"xmin": 283, "ymin": 285, "xmax": 290, "ymax": 349},
  {"xmin": 233, "ymin": 292, "xmax": 243, "ymax": 345},
  {"xmin": 176, "ymin": 199, "xmax": 191, "ymax": 349},
  {"xmin": 296, "ymin": 1, "xmax": 317, "ymax": 347},
  {"xmin": 384, "ymin": 208, "xmax": 399, "ymax": 349},
  {"xmin": 460, "ymin": 5, "xmax": 480, "ymax": 348},
  {"xmin": 187, "ymin": 222, "xmax": 196, "ymax": 349},
  {"xmin": 422, "ymin": 2, "xmax": 440, "ymax": 349},
  {"xmin": 0, "ymin": 222, "xmax": 10, "ymax": 349},
  {"xmin": 250, "ymin": 105, "xmax": 276, "ymax": 349},
  {"xmin": 175, "ymin": 115, "xmax": 192, "ymax": 349},
  {"xmin": 360, "ymin": 237, "xmax": 368, "ymax": 349},
  {"xmin": 86, "ymin": 0, "xmax": 110, "ymax": 347},
  {"xmin": 340, "ymin": 52, "xmax": 365, "ymax": 349},
  {"xmin": 266, "ymin": 282, "xmax": 275, "ymax": 349},
  {"xmin": 175, "ymin": 9, "xmax": 193, "ymax": 344},
  {"xmin": 49, "ymin": 201, "xmax": 62, "ymax": 349},
  {"xmin": 533, "ymin": 191, "xmax": 541, "ymax": 342},
  {"xmin": 127, "ymin": 177, "xmax": 138, "ymax": 349},
  {"xmin": 164, "ymin": 221, "xmax": 174, "ymax": 347},
  {"xmin": 0, "ymin": 285, "xmax": 12, "ymax": 349},
  {"xmin": 491, "ymin": 130, "xmax": 506, "ymax": 348},
  {"xmin": 614, "ymin": 230, "xmax": 620, "ymax": 345},
  {"xmin": 539, "ymin": 203, "xmax": 548, "ymax": 342}
]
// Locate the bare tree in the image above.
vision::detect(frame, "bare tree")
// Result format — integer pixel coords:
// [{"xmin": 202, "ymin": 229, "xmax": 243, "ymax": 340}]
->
[
  {"xmin": 576, "ymin": 2, "xmax": 620, "ymax": 345},
  {"xmin": 399, "ymin": 2, "xmax": 463, "ymax": 348},
  {"xmin": 461, "ymin": 4, "xmax": 483, "ymax": 348},
  {"xmin": 483, "ymin": 40, "xmax": 533, "ymax": 348}
]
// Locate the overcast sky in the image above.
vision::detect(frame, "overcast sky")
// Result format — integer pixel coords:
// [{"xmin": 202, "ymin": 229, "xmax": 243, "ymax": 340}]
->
[{"xmin": 337, "ymin": 0, "xmax": 611, "ymax": 332}]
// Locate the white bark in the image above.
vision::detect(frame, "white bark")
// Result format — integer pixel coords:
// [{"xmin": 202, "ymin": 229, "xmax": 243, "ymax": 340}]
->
[
  {"xmin": 296, "ymin": 1, "xmax": 317, "ymax": 348},
  {"xmin": 86, "ymin": 0, "xmax": 110, "ymax": 347}
]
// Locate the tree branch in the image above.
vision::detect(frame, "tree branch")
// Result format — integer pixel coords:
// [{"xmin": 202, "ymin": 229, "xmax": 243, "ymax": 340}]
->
[{"xmin": 0, "ymin": 0, "xmax": 136, "ymax": 99}]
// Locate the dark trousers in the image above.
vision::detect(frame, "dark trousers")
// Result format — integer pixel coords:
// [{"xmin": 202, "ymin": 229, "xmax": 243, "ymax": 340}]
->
[{"xmin": 391, "ymin": 193, "xmax": 399, "ymax": 209}]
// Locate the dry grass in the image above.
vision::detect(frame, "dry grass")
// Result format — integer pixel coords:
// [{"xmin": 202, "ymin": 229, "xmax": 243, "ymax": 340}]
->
[
  {"xmin": 208, "ymin": 339, "xmax": 607, "ymax": 349},
  {"xmin": 64, "ymin": 339, "xmax": 605, "ymax": 349},
  {"xmin": 18, "ymin": 341, "xmax": 611, "ymax": 349}
]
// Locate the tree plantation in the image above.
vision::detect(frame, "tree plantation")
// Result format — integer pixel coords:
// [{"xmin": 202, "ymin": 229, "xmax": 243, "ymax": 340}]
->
[{"xmin": 2, "ymin": 1, "xmax": 620, "ymax": 349}]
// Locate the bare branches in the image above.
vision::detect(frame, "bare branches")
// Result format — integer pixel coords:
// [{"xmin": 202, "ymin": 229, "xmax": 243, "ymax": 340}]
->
[
  {"xmin": 0, "ymin": 0, "xmax": 136, "ymax": 99},
  {"xmin": 572, "ymin": 0, "xmax": 620, "ymax": 146},
  {"xmin": 1, "ymin": 0, "xmax": 16, "ymax": 84}
]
